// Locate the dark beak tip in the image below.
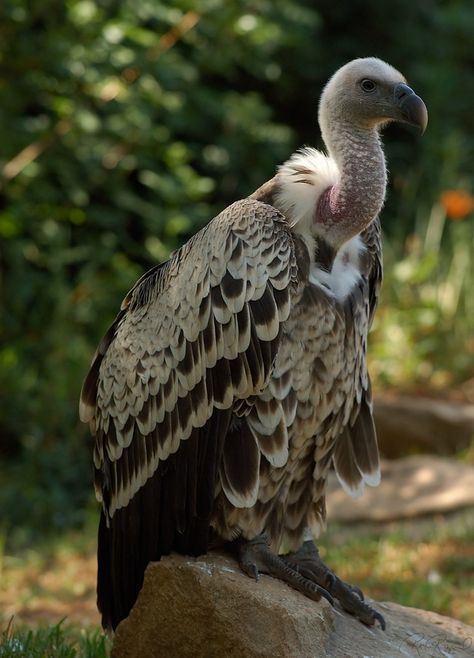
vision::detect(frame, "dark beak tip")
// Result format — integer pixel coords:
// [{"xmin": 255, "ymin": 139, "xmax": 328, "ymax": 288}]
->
[{"xmin": 399, "ymin": 92, "xmax": 428, "ymax": 134}]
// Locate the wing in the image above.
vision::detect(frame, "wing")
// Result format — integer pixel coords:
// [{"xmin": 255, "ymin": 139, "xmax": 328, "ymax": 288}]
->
[
  {"xmin": 79, "ymin": 198, "xmax": 300, "ymax": 629},
  {"xmin": 332, "ymin": 379, "xmax": 380, "ymax": 496},
  {"xmin": 362, "ymin": 217, "xmax": 383, "ymax": 327},
  {"xmin": 332, "ymin": 218, "xmax": 383, "ymax": 497}
]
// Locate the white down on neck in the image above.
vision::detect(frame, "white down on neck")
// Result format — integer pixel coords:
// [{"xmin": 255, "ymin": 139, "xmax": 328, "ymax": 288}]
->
[
  {"xmin": 274, "ymin": 147, "xmax": 367, "ymax": 302},
  {"xmin": 275, "ymin": 147, "xmax": 338, "ymax": 231}
]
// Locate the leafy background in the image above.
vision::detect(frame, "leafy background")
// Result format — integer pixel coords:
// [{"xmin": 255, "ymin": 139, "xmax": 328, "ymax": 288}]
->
[{"xmin": 1, "ymin": 0, "xmax": 473, "ymax": 587}]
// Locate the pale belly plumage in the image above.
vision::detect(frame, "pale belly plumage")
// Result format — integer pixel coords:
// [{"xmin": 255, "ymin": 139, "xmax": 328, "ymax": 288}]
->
[{"xmin": 212, "ymin": 263, "xmax": 371, "ymax": 551}]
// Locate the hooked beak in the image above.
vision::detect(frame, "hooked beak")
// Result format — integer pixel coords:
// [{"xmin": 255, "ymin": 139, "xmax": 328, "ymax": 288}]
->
[{"xmin": 394, "ymin": 83, "xmax": 428, "ymax": 134}]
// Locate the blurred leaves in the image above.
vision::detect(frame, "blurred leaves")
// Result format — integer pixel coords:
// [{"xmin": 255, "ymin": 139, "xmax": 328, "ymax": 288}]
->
[
  {"xmin": 0, "ymin": 0, "xmax": 473, "ymax": 541},
  {"xmin": 370, "ymin": 202, "xmax": 474, "ymax": 389}
]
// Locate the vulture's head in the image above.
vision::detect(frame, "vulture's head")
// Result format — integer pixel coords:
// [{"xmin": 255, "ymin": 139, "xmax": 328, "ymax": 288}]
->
[{"xmin": 319, "ymin": 57, "xmax": 428, "ymax": 135}]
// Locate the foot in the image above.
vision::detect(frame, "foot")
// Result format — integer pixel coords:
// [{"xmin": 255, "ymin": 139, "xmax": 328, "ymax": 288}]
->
[
  {"xmin": 282, "ymin": 540, "xmax": 385, "ymax": 629},
  {"xmin": 237, "ymin": 534, "xmax": 334, "ymax": 606}
]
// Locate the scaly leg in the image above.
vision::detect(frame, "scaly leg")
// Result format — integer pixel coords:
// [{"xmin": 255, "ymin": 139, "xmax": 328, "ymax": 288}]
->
[
  {"xmin": 281, "ymin": 539, "xmax": 385, "ymax": 629},
  {"xmin": 237, "ymin": 534, "xmax": 334, "ymax": 606}
]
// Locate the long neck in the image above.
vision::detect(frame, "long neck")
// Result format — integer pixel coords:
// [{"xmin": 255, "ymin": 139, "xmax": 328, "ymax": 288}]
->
[{"xmin": 317, "ymin": 117, "xmax": 387, "ymax": 247}]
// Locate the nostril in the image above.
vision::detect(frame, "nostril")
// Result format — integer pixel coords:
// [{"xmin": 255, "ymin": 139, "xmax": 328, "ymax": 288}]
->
[{"xmin": 395, "ymin": 83, "xmax": 414, "ymax": 102}]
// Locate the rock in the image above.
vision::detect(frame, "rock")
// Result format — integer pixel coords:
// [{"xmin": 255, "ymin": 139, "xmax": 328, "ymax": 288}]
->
[
  {"xmin": 112, "ymin": 552, "xmax": 474, "ymax": 658},
  {"xmin": 327, "ymin": 455, "xmax": 474, "ymax": 522},
  {"xmin": 374, "ymin": 396, "xmax": 474, "ymax": 457}
]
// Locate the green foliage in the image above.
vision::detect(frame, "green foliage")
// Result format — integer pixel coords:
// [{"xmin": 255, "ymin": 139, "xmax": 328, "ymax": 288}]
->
[
  {"xmin": 0, "ymin": 440, "xmax": 95, "ymax": 546},
  {"xmin": 370, "ymin": 200, "xmax": 474, "ymax": 389},
  {"xmin": 1, "ymin": 0, "xmax": 473, "ymax": 544},
  {"xmin": 0, "ymin": 620, "xmax": 110, "ymax": 658}
]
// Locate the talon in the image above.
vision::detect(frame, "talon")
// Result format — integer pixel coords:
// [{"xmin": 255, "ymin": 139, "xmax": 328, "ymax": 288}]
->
[
  {"xmin": 241, "ymin": 560, "xmax": 259, "ymax": 581},
  {"xmin": 237, "ymin": 534, "xmax": 335, "ymax": 606},
  {"xmin": 318, "ymin": 587, "xmax": 335, "ymax": 606},
  {"xmin": 373, "ymin": 611, "xmax": 386, "ymax": 631},
  {"xmin": 279, "ymin": 538, "xmax": 386, "ymax": 630},
  {"xmin": 238, "ymin": 535, "xmax": 385, "ymax": 630}
]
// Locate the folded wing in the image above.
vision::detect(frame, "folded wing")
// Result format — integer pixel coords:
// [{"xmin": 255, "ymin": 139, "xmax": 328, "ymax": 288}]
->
[{"xmin": 79, "ymin": 198, "xmax": 300, "ymax": 629}]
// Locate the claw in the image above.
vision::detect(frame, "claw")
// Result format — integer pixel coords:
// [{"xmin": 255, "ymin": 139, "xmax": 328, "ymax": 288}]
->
[
  {"xmin": 318, "ymin": 587, "xmax": 335, "ymax": 606},
  {"xmin": 238, "ymin": 535, "xmax": 385, "ymax": 630},
  {"xmin": 373, "ymin": 611, "xmax": 386, "ymax": 631},
  {"xmin": 280, "ymin": 538, "xmax": 385, "ymax": 631},
  {"xmin": 237, "ymin": 534, "xmax": 335, "ymax": 607},
  {"xmin": 241, "ymin": 560, "xmax": 259, "ymax": 581}
]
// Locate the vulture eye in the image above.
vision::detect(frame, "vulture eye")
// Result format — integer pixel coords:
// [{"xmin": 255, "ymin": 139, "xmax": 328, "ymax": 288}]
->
[{"xmin": 360, "ymin": 79, "xmax": 376, "ymax": 93}]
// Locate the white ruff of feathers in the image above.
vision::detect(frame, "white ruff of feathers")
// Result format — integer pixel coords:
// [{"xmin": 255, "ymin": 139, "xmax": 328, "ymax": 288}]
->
[
  {"xmin": 275, "ymin": 147, "xmax": 368, "ymax": 303},
  {"xmin": 275, "ymin": 147, "xmax": 339, "ymax": 232}
]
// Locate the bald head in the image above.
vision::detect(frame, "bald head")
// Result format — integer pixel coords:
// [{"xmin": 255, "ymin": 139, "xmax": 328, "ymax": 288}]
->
[{"xmin": 319, "ymin": 57, "xmax": 427, "ymax": 135}]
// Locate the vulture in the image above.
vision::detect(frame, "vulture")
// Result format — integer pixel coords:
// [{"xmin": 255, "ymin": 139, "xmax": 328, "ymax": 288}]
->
[{"xmin": 80, "ymin": 57, "xmax": 427, "ymax": 631}]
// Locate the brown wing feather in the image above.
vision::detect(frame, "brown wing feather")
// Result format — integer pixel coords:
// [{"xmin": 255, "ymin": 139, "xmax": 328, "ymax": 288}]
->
[
  {"xmin": 333, "ymin": 384, "xmax": 380, "ymax": 497},
  {"xmin": 349, "ymin": 383, "xmax": 380, "ymax": 483},
  {"xmin": 333, "ymin": 220, "xmax": 382, "ymax": 497},
  {"xmin": 97, "ymin": 413, "xmax": 231, "ymax": 630},
  {"xmin": 361, "ymin": 217, "xmax": 383, "ymax": 327},
  {"xmin": 80, "ymin": 198, "xmax": 299, "ymax": 629}
]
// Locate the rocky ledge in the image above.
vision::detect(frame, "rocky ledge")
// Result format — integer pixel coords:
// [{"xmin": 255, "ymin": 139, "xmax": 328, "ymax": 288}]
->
[{"xmin": 112, "ymin": 552, "xmax": 474, "ymax": 658}]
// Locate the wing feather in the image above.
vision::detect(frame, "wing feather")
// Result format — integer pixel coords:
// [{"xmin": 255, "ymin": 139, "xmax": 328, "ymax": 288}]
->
[
  {"xmin": 332, "ymin": 219, "xmax": 382, "ymax": 497},
  {"xmin": 361, "ymin": 217, "xmax": 383, "ymax": 326},
  {"xmin": 348, "ymin": 384, "xmax": 381, "ymax": 486},
  {"xmin": 80, "ymin": 198, "xmax": 300, "ymax": 629},
  {"xmin": 221, "ymin": 420, "xmax": 261, "ymax": 508}
]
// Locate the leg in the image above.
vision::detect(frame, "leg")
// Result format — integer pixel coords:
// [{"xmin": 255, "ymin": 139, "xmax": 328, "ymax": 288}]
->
[
  {"xmin": 281, "ymin": 539, "xmax": 385, "ymax": 629},
  {"xmin": 236, "ymin": 534, "xmax": 334, "ymax": 606}
]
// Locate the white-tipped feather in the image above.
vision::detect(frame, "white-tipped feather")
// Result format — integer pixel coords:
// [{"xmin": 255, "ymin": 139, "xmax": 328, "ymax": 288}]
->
[
  {"xmin": 362, "ymin": 467, "xmax": 381, "ymax": 488},
  {"xmin": 79, "ymin": 399, "xmax": 94, "ymax": 424},
  {"xmin": 221, "ymin": 480, "xmax": 259, "ymax": 509},
  {"xmin": 335, "ymin": 471, "xmax": 366, "ymax": 498}
]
